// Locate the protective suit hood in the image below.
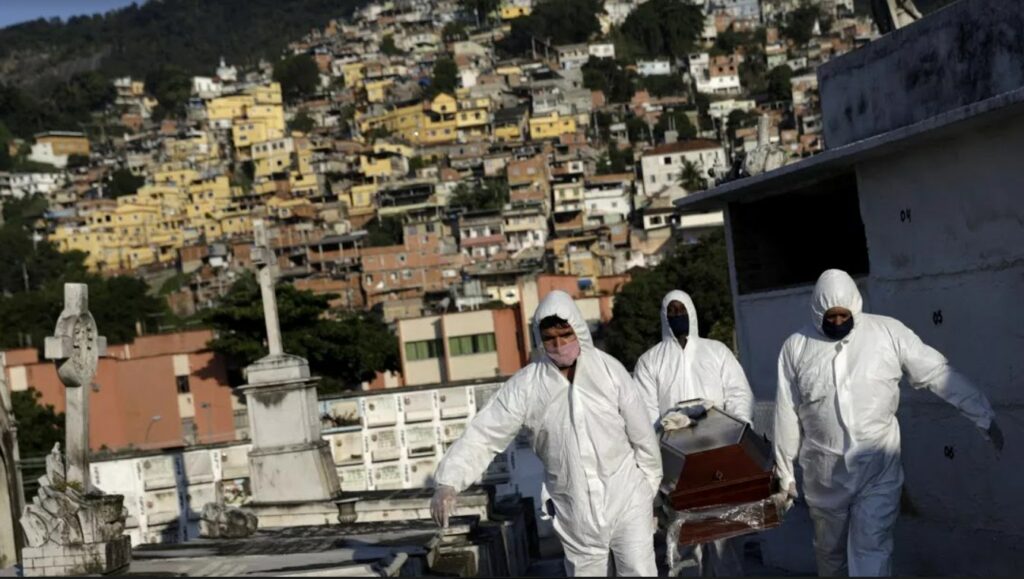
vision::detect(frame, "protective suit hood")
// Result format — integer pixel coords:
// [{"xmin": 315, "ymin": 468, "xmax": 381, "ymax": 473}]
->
[
  {"xmin": 533, "ymin": 290, "xmax": 594, "ymax": 359},
  {"xmin": 811, "ymin": 269, "xmax": 863, "ymax": 337},
  {"xmin": 660, "ymin": 290, "xmax": 700, "ymax": 342}
]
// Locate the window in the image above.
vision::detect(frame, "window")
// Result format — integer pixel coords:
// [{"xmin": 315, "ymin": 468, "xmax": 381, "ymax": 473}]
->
[
  {"xmin": 176, "ymin": 375, "xmax": 190, "ymax": 394},
  {"xmin": 448, "ymin": 333, "xmax": 496, "ymax": 357},
  {"xmin": 649, "ymin": 174, "xmax": 657, "ymax": 184},
  {"xmin": 663, "ymin": 156, "xmax": 673, "ymax": 165},
  {"xmin": 405, "ymin": 339, "xmax": 442, "ymax": 361},
  {"xmin": 650, "ymin": 215, "xmax": 663, "ymax": 225}
]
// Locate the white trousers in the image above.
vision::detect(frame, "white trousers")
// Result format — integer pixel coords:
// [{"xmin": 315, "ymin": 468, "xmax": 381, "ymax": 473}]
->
[
  {"xmin": 808, "ymin": 484, "xmax": 901, "ymax": 577},
  {"xmin": 560, "ymin": 504, "xmax": 657, "ymax": 576}
]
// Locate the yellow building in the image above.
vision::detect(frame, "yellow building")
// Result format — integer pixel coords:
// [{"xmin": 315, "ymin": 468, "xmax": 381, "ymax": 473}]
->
[
  {"xmin": 207, "ymin": 95, "xmax": 254, "ymax": 125},
  {"xmin": 246, "ymin": 104, "xmax": 286, "ymax": 137},
  {"xmin": 233, "ymin": 119, "xmax": 270, "ymax": 151},
  {"xmin": 35, "ymin": 131, "xmax": 90, "ymax": 157},
  {"xmin": 342, "ymin": 62, "xmax": 367, "ymax": 88},
  {"xmin": 500, "ymin": 5, "xmax": 532, "ymax": 20},
  {"xmin": 529, "ymin": 112, "xmax": 577, "ymax": 140},
  {"xmin": 365, "ymin": 79, "xmax": 394, "ymax": 104},
  {"xmin": 250, "ymin": 82, "xmax": 283, "ymax": 106},
  {"xmin": 359, "ymin": 94, "xmax": 459, "ymax": 146}
]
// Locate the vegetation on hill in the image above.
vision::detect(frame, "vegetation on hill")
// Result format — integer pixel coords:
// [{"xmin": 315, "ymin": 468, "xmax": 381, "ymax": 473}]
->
[{"xmin": 0, "ymin": 196, "xmax": 170, "ymax": 349}]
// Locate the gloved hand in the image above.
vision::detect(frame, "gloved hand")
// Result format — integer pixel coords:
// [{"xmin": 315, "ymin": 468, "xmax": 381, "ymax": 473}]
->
[
  {"xmin": 676, "ymin": 398, "xmax": 715, "ymax": 419},
  {"xmin": 430, "ymin": 485, "xmax": 458, "ymax": 528},
  {"xmin": 660, "ymin": 411, "xmax": 693, "ymax": 431},
  {"xmin": 986, "ymin": 420, "xmax": 1005, "ymax": 452}
]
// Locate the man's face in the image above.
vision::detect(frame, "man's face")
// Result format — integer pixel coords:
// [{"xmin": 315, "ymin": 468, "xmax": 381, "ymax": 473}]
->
[
  {"xmin": 666, "ymin": 300, "xmax": 687, "ymax": 318},
  {"xmin": 824, "ymin": 306, "xmax": 852, "ymax": 326},
  {"xmin": 540, "ymin": 324, "xmax": 577, "ymax": 349}
]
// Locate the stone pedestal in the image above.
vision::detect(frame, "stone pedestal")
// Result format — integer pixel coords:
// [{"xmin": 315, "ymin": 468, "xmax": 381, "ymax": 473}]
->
[
  {"xmin": 22, "ymin": 535, "xmax": 131, "ymax": 576},
  {"xmin": 242, "ymin": 354, "xmax": 340, "ymax": 513}
]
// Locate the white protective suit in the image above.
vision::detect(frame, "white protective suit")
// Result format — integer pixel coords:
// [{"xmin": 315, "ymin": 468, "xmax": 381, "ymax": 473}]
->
[
  {"xmin": 774, "ymin": 270, "xmax": 996, "ymax": 577},
  {"xmin": 634, "ymin": 290, "xmax": 754, "ymax": 576},
  {"xmin": 433, "ymin": 291, "xmax": 662, "ymax": 576}
]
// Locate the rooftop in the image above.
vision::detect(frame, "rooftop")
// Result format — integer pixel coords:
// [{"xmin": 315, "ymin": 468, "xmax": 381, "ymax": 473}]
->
[{"xmin": 643, "ymin": 139, "xmax": 722, "ymax": 157}]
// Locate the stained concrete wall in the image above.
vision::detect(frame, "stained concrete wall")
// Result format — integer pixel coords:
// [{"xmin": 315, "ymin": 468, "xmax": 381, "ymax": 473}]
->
[{"xmin": 819, "ymin": 0, "xmax": 1024, "ymax": 148}]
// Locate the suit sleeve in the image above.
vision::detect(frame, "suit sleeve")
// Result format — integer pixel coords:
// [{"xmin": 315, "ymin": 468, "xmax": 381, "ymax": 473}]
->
[
  {"xmin": 633, "ymin": 352, "xmax": 663, "ymax": 427},
  {"xmin": 895, "ymin": 322, "xmax": 995, "ymax": 430},
  {"xmin": 617, "ymin": 363, "xmax": 663, "ymax": 495},
  {"xmin": 719, "ymin": 346, "xmax": 754, "ymax": 424},
  {"xmin": 434, "ymin": 377, "xmax": 528, "ymax": 491},
  {"xmin": 773, "ymin": 340, "xmax": 801, "ymax": 494}
]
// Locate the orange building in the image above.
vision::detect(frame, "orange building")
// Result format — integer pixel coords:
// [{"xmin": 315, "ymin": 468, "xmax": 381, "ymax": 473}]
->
[{"xmin": 2, "ymin": 330, "xmax": 241, "ymax": 452}]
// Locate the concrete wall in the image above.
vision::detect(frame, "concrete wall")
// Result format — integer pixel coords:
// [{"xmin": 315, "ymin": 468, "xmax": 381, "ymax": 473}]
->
[
  {"xmin": 850, "ymin": 112, "xmax": 1024, "ymax": 573},
  {"xmin": 819, "ymin": 0, "xmax": 1024, "ymax": 148},
  {"xmin": 399, "ymin": 316, "xmax": 444, "ymax": 386}
]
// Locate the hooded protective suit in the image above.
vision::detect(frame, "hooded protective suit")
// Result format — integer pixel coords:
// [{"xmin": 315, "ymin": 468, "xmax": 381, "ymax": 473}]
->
[
  {"xmin": 774, "ymin": 270, "xmax": 996, "ymax": 576},
  {"xmin": 635, "ymin": 290, "xmax": 753, "ymax": 426},
  {"xmin": 433, "ymin": 291, "xmax": 662, "ymax": 576},
  {"xmin": 634, "ymin": 290, "xmax": 754, "ymax": 576}
]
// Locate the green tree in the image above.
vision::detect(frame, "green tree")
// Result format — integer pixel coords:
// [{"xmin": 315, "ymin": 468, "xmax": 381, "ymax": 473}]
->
[
  {"xmin": 654, "ymin": 109, "xmax": 697, "ymax": 142},
  {"xmin": 679, "ymin": 159, "xmax": 707, "ymax": 192},
  {"xmin": 145, "ymin": 65, "xmax": 192, "ymax": 121},
  {"xmin": 582, "ymin": 58, "xmax": 636, "ymax": 103},
  {"xmin": 597, "ymin": 145, "xmax": 634, "ymax": 175},
  {"xmin": 380, "ymin": 35, "xmax": 402, "ymax": 56},
  {"xmin": 621, "ymin": 0, "xmax": 704, "ymax": 59},
  {"xmin": 0, "ymin": 195, "xmax": 167, "ymax": 348},
  {"xmin": 66, "ymin": 153, "xmax": 90, "ymax": 169},
  {"xmin": 53, "ymin": 71, "xmax": 115, "ymax": 118},
  {"xmin": 783, "ymin": 2, "xmax": 822, "ymax": 46},
  {"xmin": 365, "ymin": 216, "xmax": 405, "ymax": 247},
  {"xmin": 640, "ymin": 74, "xmax": 688, "ymax": 98},
  {"xmin": 604, "ymin": 230, "xmax": 733, "ymax": 370},
  {"xmin": 767, "ymin": 65, "xmax": 794, "ymax": 102},
  {"xmin": 12, "ymin": 388, "xmax": 65, "ymax": 458},
  {"xmin": 273, "ymin": 54, "xmax": 320, "ymax": 103},
  {"xmin": 442, "ymin": 22, "xmax": 469, "ymax": 43},
  {"xmin": 450, "ymin": 179, "xmax": 509, "ymax": 211},
  {"xmin": 427, "ymin": 57, "xmax": 459, "ymax": 98},
  {"xmin": 204, "ymin": 274, "xmax": 399, "ymax": 393},
  {"xmin": 107, "ymin": 168, "xmax": 145, "ymax": 198},
  {"xmin": 500, "ymin": 0, "xmax": 602, "ymax": 56},
  {"xmin": 460, "ymin": 0, "xmax": 500, "ymax": 27},
  {"xmin": 289, "ymin": 110, "xmax": 316, "ymax": 133}
]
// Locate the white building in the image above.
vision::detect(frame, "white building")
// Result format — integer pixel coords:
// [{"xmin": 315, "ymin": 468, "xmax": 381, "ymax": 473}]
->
[
  {"xmin": 583, "ymin": 174, "xmax": 633, "ymax": 225},
  {"xmin": 693, "ymin": 54, "xmax": 742, "ymax": 95},
  {"xmin": 675, "ymin": 1, "xmax": 1023, "ymax": 573},
  {"xmin": 0, "ymin": 171, "xmax": 66, "ymax": 199},
  {"xmin": 216, "ymin": 57, "xmax": 238, "ymax": 83},
  {"xmin": 555, "ymin": 44, "xmax": 589, "ymax": 71},
  {"xmin": 708, "ymin": 98, "xmax": 757, "ymax": 120},
  {"xmin": 191, "ymin": 76, "xmax": 223, "ymax": 99},
  {"xmin": 640, "ymin": 139, "xmax": 727, "ymax": 200},
  {"xmin": 503, "ymin": 202, "xmax": 547, "ymax": 255},
  {"xmin": 588, "ymin": 43, "xmax": 616, "ymax": 60},
  {"xmin": 637, "ymin": 60, "xmax": 672, "ymax": 77},
  {"xmin": 27, "ymin": 142, "xmax": 68, "ymax": 168}
]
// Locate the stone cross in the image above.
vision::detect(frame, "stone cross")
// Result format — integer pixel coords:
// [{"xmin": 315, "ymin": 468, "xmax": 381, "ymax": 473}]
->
[
  {"xmin": 44, "ymin": 284, "xmax": 106, "ymax": 493},
  {"xmin": 251, "ymin": 219, "xmax": 283, "ymax": 356}
]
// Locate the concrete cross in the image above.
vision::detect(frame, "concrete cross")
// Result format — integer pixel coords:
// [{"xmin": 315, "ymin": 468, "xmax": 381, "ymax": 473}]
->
[
  {"xmin": 44, "ymin": 283, "xmax": 106, "ymax": 493},
  {"xmin": 251, "ymin": 219, "xmax": 283, "ymax": 356}
]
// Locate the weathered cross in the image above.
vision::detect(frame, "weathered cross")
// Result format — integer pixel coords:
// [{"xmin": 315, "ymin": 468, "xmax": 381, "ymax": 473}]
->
[
  {"xmin": 251, "ymin": 219, "xmax": 283, "ymax": 356},
  {"xmin": 44, "ymin": 283, "xmax": 106, "ymax": 493}
]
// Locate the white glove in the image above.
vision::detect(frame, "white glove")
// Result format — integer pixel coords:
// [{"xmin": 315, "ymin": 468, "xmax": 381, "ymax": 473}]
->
[
  {"xmin": 430, "ymin": 485, "xmax": 458, "ymax": 528},
  {"xmin": 660, "ymin": 411, "xmax": 693, "ymax": 431}
]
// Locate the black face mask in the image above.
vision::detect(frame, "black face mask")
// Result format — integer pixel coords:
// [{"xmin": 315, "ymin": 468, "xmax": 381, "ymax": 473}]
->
[
  {"xmin": 668, "ymin": 315, "xmax": 690, "ymax": 337},
  {"xmin": 822, "ymin": 315, "xmax": 854, "ymax": 340}
]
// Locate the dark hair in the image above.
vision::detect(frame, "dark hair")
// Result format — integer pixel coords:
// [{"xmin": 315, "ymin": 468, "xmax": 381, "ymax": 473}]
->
[{"xmin": 538, "ymin": 315, "xmax": 571, "ymax": 331}]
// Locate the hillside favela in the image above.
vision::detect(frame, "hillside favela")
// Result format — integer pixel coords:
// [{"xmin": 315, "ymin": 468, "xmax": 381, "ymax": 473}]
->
[{"xmin": 0, "ymin": 0, "xmax": 1020, "ymax": 576}]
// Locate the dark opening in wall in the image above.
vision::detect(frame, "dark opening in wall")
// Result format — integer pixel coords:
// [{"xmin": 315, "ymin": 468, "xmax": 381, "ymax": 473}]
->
[{"xmin": 729, "ymin": 172, "xmax": 869, "ymax": 294}]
